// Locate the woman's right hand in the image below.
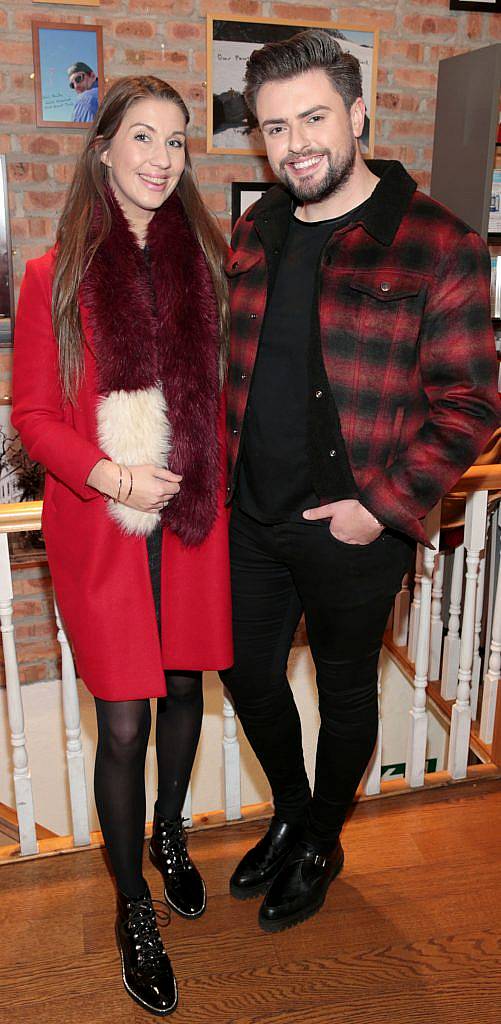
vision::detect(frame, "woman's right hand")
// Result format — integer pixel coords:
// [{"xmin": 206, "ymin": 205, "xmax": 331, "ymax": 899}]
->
[{"xmin": 87, "ymin": 460, "xmax": 182, "ymax": 511}]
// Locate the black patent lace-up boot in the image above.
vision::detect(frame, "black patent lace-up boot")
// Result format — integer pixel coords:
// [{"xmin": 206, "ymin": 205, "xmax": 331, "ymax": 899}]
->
[
  {"xmin": 149, "ymin": 810, "xmax": 206, "ymax": 919},
  {"xmin": 115, "ymin": 885, "xmax": 177, "ymax": 1016}
]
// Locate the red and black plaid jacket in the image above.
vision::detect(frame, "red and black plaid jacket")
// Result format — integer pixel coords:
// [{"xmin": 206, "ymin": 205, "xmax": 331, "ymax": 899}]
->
[{"xmin": 225, "ymin": 160, "xmax": 499, "ymax": 545}]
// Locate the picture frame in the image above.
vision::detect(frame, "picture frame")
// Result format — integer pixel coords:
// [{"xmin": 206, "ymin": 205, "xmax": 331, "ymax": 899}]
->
[
  {"xmin": 0, "ymin": 156, "xmax": 15, "ymax": 350},
  {"xmin": 32, "ymin": 0, "xmax": 100, "ymax": 6},
  {"xmin": 449, "ymin": 1, "xmax": 501, "ymax": 11},
  {"xmin": 207, "ymin": 14, "xmax": 378, "ymax": 157},
  {"xmin": 231, "ymin": 181, "xmax": 275, "ymax": 228},
  {"xmin": 32, "ymin": 21, "xmax": 104, "ymax": 128}
]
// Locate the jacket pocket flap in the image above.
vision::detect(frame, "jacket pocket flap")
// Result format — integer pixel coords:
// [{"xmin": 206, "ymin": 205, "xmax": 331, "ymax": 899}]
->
[
  {"xmin": 225, "ymin": 250, "xmax": 263, "ymax": 277},
  {"xmin": 349, "ymin": 272, "xmax": 422, "ymax": 302}
]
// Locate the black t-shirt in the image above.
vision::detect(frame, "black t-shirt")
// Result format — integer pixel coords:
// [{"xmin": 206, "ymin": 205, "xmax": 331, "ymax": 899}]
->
[{"xmin": 237, "ymin": 200, "xmax": 367, "ymax": 523}]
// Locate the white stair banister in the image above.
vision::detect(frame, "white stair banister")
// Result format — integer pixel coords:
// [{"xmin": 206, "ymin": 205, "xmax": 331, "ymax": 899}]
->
[
  {"xmin": 222, "ymin": 690, "xmax": 241, "ymax": 820},
  {"xmin": 448, "ymin": 489, "xmax": 488, "ymax": 780},
  {"xmin": 441, "ymin": 543, "xmax": 465, "ymax": 700},
  {"xmin": 408, "ymin": 545, "xmax": 424, "ymax": 664},
  {"xmin": 392, "ymin": 573, "xmax": 410, "ymax": 647},
  {"xmin": 54, "ymin": 599, "xmax": 90, "ymax": 847},
  {"xmin": 405, "ymin": 503, "xmax": 441, "ymax": 788},
  {"xmin": 479, "ymin": 553, "xmax": 501, "ymax": 744},
  {"xmin": 0, "ymin": 532, "xmax": 38, "ymax": 855},
  {"xmin": 470, "ymin": 550, "xmax": 486, "ymax": 721},
  {"xmin": 429, "ymin": 552, "xmax": 445, "ymax": 681}
]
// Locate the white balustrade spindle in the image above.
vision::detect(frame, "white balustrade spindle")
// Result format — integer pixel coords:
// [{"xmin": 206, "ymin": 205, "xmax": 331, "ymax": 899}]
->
[
  {"xmin": 470, "ymin": 551, "xmax": 486, "ymax": 721},
  {"xmin": 408, "ymin": 545, "xmax": 424, "ymax": 664},
  {"xmin": 392, "ymin": 573, "xmax": 410, "ymax": 647},
  {"xmin": 441, "ymin": 543, "xmax": 465, "ymax": 700},
  {"xmin": 405, "ymin": 504, "xmax": 440, "ymax": 788},
  {"xmin": 429, "ymin": 553, "xmax": 445, "ymax": 681},
  {"xmin": 222, "ymin": 690, "xmax": 241, "ymax": 820},
  {"xmin": 0, "ymin": 532, "xmax": 37, "ymax": 855},
  {"xmin": 448, "ymin": 490, "xmax": 488, "ymax": 780},
  {"xmin": 54, "ymin": 599, "xmax": 90, "ymax": 847},
  {"xmin": 479, "ymin": 554, "xmax": 501, "ymax": 745}
]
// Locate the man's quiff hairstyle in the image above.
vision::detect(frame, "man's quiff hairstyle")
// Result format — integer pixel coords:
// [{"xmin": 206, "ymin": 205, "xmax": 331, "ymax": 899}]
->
[{"xmin": 244, "ymin": 29, "xmax": 363, "ymax": 118}]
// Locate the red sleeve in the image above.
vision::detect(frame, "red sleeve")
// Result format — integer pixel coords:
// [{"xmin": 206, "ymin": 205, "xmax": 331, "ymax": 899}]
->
[{"xmin": 12, "ymin": 255, "xmax": 107, "ymax": 501}]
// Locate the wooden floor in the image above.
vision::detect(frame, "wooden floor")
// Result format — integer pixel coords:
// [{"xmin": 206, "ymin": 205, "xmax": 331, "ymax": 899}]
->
[{"xmin": 1, "ymin": 779, "xmax": 501, "ymax": 1024}]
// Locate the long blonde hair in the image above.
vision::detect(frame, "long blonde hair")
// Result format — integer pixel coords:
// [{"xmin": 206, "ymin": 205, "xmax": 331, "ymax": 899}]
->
[{"xmin": 53, "ymin": 76, "xmax": 229, "ymax": 403}]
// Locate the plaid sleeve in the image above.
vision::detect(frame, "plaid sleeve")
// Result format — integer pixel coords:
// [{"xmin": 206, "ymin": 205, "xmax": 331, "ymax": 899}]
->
[{"xmin": 359, "ymin": 231, "xmax": 500, "ymax": 544}]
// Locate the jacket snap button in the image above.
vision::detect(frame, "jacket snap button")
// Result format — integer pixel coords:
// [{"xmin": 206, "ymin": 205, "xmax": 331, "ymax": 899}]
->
[
  {"xmin": 250, "ymin": 313, "xmax": 257, "ymax": 319},
  {"xmin": 232, "ymin": 261, "xmax": 239, "ymax": 270},
  {"xmin": 380, "ymin": 281, "xmax": 391, "ymax": 292},
  {"xmin": 241, "ymin": 372, "xmax": 247, "ymax": 381},
  {"xmin": 272, "ymin": 248, "xmax": 280, "ymax": 255},
  {"xmin": 329, "ymin": 449, "xmax": 336, "ymax": 457},
  {"xmin": 232, "ymin": 428, "xmax": 238, "ymax": 435},
  {"xmin": 315, "ymin": 389, "xmax": 323, "ymax": 399}
]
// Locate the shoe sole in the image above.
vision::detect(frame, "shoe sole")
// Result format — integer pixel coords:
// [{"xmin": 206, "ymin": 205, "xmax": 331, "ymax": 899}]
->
[
  {"xmin": 258, "ymin": 852, "xmax": 344, "ymax": 933},
  {"xmin": 229, "ymin": 878, "xmax": 272, "ymax": 900},
  {"xmin": 149, "ymin": 844, "xmax": 207, "ymax": 919},
  {"xmin": 115, "ymin": 923, "xmax": 178, "ymax": 1017}
]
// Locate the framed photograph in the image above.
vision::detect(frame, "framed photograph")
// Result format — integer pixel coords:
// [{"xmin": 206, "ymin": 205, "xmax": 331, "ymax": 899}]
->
[
  {"xmin": 450, "ymin": 1, "xmax": 501, "ymax": 11},
  {"xmin": 32, "ymin": 22, "xmax": 104, "ymax": 128},
  {"xmin": 0, "ymin": 157, "xmax": 15, "ymax": 349},
  {"xmin": 231, "ymin": 181, "xmax": 274, "ymax": 228},
  {"xmin": 207, "ymin": 14, "xmax": 378, "ymax": 157}
]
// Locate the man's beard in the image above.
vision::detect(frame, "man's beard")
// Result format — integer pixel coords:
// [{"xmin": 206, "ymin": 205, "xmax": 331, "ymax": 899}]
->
[{"xmin": 278, "ymin": 136, "xmax": 356, "ymax": 205}]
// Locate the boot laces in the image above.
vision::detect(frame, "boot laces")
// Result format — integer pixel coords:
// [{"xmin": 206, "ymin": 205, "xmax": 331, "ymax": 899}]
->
[
  {"xmin": 127, "ymin": 898, "xmax": 171, "ymax": 968},
  {"xmin": 159, "ymin": 816, "xmax": 192, "ymax": 871}
]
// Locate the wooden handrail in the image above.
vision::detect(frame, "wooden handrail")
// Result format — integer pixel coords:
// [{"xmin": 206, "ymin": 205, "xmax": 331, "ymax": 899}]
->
[
  {"xmin": 0, "ymin": 463, "xmax": 498, "ymax": 535},
  {"xmin": 448, "ymin": 464, "xmax": 501, "ymax": 495},
  {"xmin": 0, "ymin": 501, "xmax": 42, "ymax": 533}
]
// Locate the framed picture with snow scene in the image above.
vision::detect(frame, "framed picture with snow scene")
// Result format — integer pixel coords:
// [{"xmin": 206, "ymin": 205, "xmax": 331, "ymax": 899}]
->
[{"xmin": 207, "ymin": 14, "xmax": 378, "ymax": 157}]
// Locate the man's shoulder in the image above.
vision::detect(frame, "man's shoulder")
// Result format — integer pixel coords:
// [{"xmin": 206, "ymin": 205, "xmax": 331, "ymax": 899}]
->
[{"xmin": 406, "ymin": 187, "xmax": 481, "ymax": 248}]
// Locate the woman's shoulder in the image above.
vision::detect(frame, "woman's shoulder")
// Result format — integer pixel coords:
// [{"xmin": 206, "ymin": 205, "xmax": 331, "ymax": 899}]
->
[{"xmin": 21, "ymin": 245, "xmax": 57, "ymax": 295}]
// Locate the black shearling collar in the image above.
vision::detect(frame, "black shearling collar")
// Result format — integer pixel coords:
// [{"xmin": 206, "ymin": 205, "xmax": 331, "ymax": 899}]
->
[{"xmin": 248, "ymin": 159, "xmax": 417, "ymax": 247}]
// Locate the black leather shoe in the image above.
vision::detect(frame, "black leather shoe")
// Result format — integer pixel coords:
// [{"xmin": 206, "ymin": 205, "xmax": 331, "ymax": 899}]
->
[
  {"xmin": 115, "ymin": 886, "xmax": 177, "ymax": 1016},
  {"xmin": 229, "ymin": 818, "xmax": 302, "ymax": 900},
  {"xmin": 149, "ymin": 811, "xmax": 206, "ymax": 919},
  {"xmin": 258, "ymin": 839, "xmax": 344, "ymax": 932}
]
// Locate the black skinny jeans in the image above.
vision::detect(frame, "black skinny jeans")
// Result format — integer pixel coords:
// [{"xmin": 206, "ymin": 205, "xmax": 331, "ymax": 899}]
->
[{"xmin": 222, "ymin": 507, "xmax": 414, "ymax": 850}]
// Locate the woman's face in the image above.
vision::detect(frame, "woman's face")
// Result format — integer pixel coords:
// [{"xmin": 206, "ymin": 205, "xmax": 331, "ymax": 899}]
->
[{"xmin": 101, "ymin": 97, "xmax": 187, "ymax": 238}]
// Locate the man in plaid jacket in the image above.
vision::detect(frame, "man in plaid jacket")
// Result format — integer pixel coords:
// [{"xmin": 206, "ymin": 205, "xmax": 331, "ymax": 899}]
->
[{"xmin": 222, "ymin": 29, "xmax": 499, "ymax": 933}]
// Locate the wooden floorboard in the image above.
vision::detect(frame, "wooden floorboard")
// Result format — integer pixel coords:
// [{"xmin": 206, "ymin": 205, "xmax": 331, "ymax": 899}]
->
[{"xmin": 1, "ymin": 778, "xmax": 500, "ymax": 1024}]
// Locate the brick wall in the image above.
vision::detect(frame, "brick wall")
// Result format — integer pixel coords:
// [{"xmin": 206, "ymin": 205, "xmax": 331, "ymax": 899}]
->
[{"xmin": 0, "ymin": 0, "xmax": 499, "ymax": 685}]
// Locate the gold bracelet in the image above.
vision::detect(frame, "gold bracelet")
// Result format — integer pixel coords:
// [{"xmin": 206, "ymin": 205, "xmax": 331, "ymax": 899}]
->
[
  {"xmin": 113, "ymin": 464, "xmax": 123, "ymax": 504},
  {"xmin": 125, "ymin": 467, "xmax": 133, "ymax": 502}
]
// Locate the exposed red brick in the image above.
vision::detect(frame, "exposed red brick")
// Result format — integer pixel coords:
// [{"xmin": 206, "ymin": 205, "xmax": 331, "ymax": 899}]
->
[
  {"xmin": 23, "ymin": 191, "xmax": 65, "ymax": 212},
  {"xmin": 270, "ymin": 3, "xmax": 332, "ymax": 21},
  {"xmin": 403, "ymin": 14, "xmax": 457, "ymax": 38},
  {"xmin": 168, "ymin": 23, "xmax": 203, "ymax": 42},
  {"xmin": 202, "ymin": 188, "xmax": 228, "ymax": 213},
  {"xmin": 393, "ymin": 67, "xmax": 437, "ymax": 91},
  {"xmin": 115, "ymin": 20, "xmax": 156, "ymax": 39}
]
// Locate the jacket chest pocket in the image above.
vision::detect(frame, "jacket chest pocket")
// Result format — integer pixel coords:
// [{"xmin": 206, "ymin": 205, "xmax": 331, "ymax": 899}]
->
[{"xmin": 347, "ymin": 271, "xmax": 425, "ymax": 367}]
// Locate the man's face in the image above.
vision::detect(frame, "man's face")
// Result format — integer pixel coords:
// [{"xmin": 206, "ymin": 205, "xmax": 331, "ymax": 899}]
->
[
  {"xmin": 256, "ymin": 68, "xmax": 364, "ymax": 204},
  {"xmin": 69, "ymin": 70, "xmax": 95, "ymax": 94}
]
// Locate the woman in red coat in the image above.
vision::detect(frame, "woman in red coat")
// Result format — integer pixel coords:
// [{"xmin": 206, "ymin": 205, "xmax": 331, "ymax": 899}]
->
[{"xmin": 13, "ymin": 76, "xmax": 232, "ymax": 1016}]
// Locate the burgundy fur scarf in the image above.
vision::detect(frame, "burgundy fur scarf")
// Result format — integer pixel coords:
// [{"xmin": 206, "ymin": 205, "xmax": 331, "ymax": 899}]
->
[{"xmin": 80, "ymin": 191, "xmax": 221, "ymax": 546}]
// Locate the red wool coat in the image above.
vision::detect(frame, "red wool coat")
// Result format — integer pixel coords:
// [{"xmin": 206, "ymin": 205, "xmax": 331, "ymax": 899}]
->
[{"xmin": 12, "ymin": 250, "xmax": 233, "ymax": 700}]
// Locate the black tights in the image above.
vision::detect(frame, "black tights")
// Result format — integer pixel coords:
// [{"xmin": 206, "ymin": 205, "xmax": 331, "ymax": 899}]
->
[{"xmin": 94, "ymin": 671, "xmax": 202, "ymax": 898}]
